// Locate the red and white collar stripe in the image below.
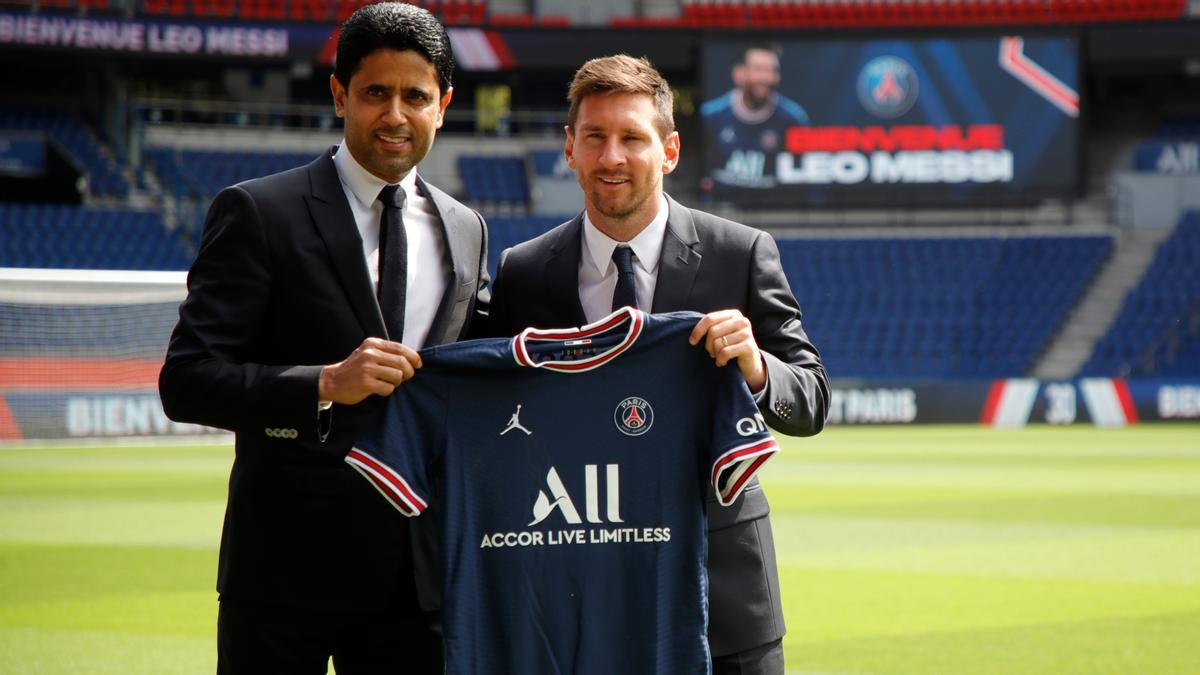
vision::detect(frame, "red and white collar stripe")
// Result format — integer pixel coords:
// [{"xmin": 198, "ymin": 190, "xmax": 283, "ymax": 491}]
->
[{"xmin": 511, "ymin": 307, "xmax": 644, "ymax": 373}]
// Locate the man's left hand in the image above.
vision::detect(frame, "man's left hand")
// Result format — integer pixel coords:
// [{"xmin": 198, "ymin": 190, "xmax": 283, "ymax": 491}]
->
[{"xmin": 688, "ymin": 309, "xmax": 767, "ymax": 393}]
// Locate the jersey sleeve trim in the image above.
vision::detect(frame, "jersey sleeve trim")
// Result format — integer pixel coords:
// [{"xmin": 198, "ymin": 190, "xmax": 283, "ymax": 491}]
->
[
  {"xmin": 711, "ymin": 438, "xmax": 779, "ymax": 506},
  {"xmin": 511, "ymin": 307, "xmax": 644, "ymax": 373},
  {"xmin": 345, "ymin": 447, "xmax": 429, "ymax": 517}
]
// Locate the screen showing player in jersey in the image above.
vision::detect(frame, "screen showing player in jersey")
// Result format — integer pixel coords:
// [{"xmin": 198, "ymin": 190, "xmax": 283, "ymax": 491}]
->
[
  {"xmin": 701, "ymin": 44, "xmax": 810, "ymax": 190},
  {"xmin": 699, "ymin": 35, "xmax": 1080, "ymax": 207}
]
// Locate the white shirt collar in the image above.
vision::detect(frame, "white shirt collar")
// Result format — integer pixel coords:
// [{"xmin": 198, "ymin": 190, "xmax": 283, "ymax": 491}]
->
[
  {"xmin": 581, "ymin": 194, "xmax": 669, "ymax": 275},
  {"xmin": 333, "ymin": 140, "xmax": 419, "ymax": 209}
]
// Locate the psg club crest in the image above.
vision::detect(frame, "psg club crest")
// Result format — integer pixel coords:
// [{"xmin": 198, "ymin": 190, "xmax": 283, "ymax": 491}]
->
[
  {"xmin": 857, "ymin": 55, "xmax": 919, "ymax": 119},
  {"xmin": 614, "ymin": 397, "xmax": 654, "ymax": 437}
]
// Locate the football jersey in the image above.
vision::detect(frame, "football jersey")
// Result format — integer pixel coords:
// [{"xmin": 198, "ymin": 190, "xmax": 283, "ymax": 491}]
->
[{"xmin": 347, "ymin": 308, "xmax": 779, "ymax": 675}]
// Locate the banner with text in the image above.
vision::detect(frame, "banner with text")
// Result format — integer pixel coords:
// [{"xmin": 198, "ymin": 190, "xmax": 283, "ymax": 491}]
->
[{"xmin": 700, "ymin": 35, "xmax": 1080, "ymax": 207}]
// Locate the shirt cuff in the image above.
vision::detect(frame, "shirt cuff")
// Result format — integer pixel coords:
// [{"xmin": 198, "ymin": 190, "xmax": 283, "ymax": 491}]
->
[{"xmin": 750, "ymin": 353, "xmax": 769, "ymax": 403}]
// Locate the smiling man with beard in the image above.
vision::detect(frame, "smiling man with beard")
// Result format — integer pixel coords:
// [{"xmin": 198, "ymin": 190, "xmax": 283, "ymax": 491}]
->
[{"xmin": 159, "ymin": 3, "xmax": 488, "ymax": 673}]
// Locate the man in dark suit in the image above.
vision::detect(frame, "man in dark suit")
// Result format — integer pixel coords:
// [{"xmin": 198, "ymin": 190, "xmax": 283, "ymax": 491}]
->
[
  {"xmin": 487, "ymin": 55, "xmax": 829, "ymax": 675},
  {"xmin": 159, "ymin": 4, "xmax": 486, "ymax": 673}
]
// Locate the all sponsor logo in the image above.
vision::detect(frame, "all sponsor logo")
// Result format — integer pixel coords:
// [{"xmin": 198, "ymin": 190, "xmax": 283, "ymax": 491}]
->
[{"xmin": 480, "ymin": 463, "xmax": 672, "ymax": 549}]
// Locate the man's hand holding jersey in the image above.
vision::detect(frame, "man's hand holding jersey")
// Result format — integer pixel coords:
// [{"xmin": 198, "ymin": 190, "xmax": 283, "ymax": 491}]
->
[
  {"xmin": 688, "ymin": 309, "xmax": 768, "ymax": 394},
  {"xmin": 319, "ymin": 338, "xmax": 423, "ymax": 405}
]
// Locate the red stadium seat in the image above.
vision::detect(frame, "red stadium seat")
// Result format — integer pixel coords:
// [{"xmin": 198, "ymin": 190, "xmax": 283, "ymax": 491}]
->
[
  {"xmin": 335, "ymin": 0, "xmax": 370, "ymax": 21},
  {"xmin": 488, "ymin": 13, "xmax": 533, "ymax": 26},
  {"xmin": 291, "ymin": 0, "xmax": 334, "ymax": 21}
]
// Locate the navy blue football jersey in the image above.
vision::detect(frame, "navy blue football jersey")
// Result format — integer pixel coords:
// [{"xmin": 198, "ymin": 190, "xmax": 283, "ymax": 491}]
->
[{"xmin": 347, "ymin": 308, "xmax": 778, "ymax": 675}]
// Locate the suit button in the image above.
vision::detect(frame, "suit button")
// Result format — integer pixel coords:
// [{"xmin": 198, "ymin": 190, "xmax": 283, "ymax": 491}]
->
[{"xmin": 773, "ymin": 400, "xmax": 792, "ymax": 420}]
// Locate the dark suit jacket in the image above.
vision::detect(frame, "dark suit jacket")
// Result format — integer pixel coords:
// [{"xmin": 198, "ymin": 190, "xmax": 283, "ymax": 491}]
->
[
  {"xmin": 487, "ymin": 195, "xmax": 828, "ymax": 656},
  {"xmin": 159, "ymin": 148, "xmax": 489, "ymax": 612}
]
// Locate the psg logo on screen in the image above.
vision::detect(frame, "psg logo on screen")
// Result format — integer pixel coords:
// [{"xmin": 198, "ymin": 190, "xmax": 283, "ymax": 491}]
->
[
  {"xmin": 614, "ymin": 397, "xmax": 654, "ymax": 436},
  {"xmin": 857, "ymin": 55, "xmax": 919, "ymax": 119}
]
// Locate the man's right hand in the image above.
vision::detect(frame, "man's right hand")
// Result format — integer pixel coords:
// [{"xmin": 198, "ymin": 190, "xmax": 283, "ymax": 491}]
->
[{"xmin": 318, "ymin": 337, "xmax": 422, "ymax": 405}]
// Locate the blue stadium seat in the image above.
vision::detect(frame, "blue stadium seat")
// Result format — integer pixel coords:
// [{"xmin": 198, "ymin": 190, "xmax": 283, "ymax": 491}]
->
[
  {"xmin": 778, "ymin": 234, "xmax": 1112, "ymax": 379},
  {"xmin": 0, "ymin": 202, "xmax": 193, "ymax": 270},
  {"xmin": 1081, "ymin": 212, "xmax": 1200, "ymax": 377}
]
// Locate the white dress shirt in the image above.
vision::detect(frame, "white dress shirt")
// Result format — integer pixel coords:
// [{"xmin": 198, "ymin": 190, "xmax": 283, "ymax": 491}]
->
[
  {"xmin": 332, "ymin": 142, "xmax": 449, "ymax": 349},
  {"xmin": 578, "ymin": 194, "xmax": 669, "ymax": 324}
]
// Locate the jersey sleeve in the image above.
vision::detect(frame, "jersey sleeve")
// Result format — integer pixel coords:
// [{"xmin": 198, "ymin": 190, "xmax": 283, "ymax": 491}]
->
[
  {"xmin": 708, "ymin": 366, "xmax": 780, "ymax": 506},
  {"xmin": 344, "ymin": 387, "xmax": 445, "ymax": 518}
]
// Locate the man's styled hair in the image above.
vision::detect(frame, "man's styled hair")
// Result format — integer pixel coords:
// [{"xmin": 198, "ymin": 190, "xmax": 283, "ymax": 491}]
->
[
  {"xmin": 334, "ymin": 2, "xmax": 455, "ymax": 94},
  {"xmin": 566, "ymin": 54, "xmax": 675, "ymax": 140},
  {"xmin": 741, "ymin": 44, "xmax": 782, "ymax": 63}
]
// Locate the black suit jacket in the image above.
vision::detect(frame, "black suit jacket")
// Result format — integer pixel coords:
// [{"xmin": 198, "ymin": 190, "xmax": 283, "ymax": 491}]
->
[
  {"xmin": 487, "ymin": 195, "xmax": 828, "ymax": 656},
  {"xmin": 160, "ymin": 148, "xmax": 489, "ymax": 612}
]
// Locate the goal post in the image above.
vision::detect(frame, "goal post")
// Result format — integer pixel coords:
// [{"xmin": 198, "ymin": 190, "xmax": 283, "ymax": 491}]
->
[{"xmin": 0, "ymin": 267, "xmax": 225, "ymax": 442}]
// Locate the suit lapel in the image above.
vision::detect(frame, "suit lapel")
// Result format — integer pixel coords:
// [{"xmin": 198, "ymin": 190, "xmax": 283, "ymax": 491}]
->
[
  {"xmin": 546, "ymin": 214, "xmax": 588, "ymax": 326},
  {"xmin": 419, "ymin": 176, "xmax": 465, "ymax": 346},
  {"xmin": 651, "ymin": 195, "xmax": 703, "ymax": 312},
  {"xmin": 304, "ymin": 148, "xmax": 386, "ymax": 337}
]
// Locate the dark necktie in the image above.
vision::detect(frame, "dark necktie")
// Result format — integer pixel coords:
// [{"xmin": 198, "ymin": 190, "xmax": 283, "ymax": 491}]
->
[
  {"xmin": 611, "ymin": 245, "xmax": 639, "ymax": 311},
  {"xmin": 377, "ymin": 184, "xmax": 407, "ymax": 342}
]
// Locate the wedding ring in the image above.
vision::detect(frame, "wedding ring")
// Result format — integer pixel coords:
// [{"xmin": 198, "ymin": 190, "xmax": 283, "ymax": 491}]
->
[{"xmin": 720, "ymin": 336, "xmax": 729, "ymax": 348}]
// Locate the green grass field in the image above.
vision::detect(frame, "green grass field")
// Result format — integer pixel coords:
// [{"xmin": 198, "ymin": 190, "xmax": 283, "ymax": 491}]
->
[{"xmin": 2, "ymin": 425, "xmax": 1198, "ymax": 674}]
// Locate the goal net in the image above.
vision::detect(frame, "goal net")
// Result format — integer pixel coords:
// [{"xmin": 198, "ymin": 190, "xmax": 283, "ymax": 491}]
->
[{"xmin": 0, "ymin": 268, "xmax": 225, "ymax": 442}]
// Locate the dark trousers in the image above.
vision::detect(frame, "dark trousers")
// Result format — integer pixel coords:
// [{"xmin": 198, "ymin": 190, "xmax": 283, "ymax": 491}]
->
[
  {"xmin": 712, "ymin": 638, "xmax": 784, "ymax": 675},
  {"xmin": 217, "ymin": 598, "xmax": 442, "ymax": 675}
]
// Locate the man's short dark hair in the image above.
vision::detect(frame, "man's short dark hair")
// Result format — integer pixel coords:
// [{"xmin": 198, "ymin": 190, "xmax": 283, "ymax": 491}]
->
[
  {"xmin": 335, "ymin": 2, "xmax": 455, "ymax": 94},
  {"xmin": 741, "ymin": 44, "xmax": 782, "ymax": 63}
]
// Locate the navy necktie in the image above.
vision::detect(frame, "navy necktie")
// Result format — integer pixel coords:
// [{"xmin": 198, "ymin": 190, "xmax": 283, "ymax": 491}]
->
[
  {"xmin": 611, "ymin": 245, "xmax": 639, "ymax": 311},
  {"xmin": 377, "ymin": 184, "xmax": 407, "ymax": 342}
]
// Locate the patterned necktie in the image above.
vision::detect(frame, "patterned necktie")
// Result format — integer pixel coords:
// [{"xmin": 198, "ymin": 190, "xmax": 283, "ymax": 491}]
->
[
  {"xmin": 377, "ymin": 184, "xmax": 407, "ymax": 342},
  {"xmin": 611, "ymin": 245, "xmax": 639, "ymax": 311}
]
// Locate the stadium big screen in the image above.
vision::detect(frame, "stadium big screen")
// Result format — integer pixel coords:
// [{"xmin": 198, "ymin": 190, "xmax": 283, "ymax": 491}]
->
[{"xmin": 699, "ymin": 34, "xmax": 1080, "ymax": 207}]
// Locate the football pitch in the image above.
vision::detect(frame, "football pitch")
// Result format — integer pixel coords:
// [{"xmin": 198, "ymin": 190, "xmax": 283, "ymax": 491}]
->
[{"xmin": 1, "ymin": 424, "xmax": 1198, "ymax": 674}]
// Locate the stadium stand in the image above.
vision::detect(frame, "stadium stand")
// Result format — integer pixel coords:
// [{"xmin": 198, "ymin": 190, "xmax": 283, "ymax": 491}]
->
[
  {"xmin": 456, "ymin": 154, "xmax": 530, "ymax": 207},
  {"xmin": 1082, "ymin": 211, "xmax": 1200, "ymax": 377},
  {"xmin": 0, "ymin": 202, "xmax": 193, "ymax": 270},
  {"xmin": 143, "ymin": 147, "xmax": 319, "ymax": 202},
  {"xmin": 779, "ymin": 235, "xmax": 1113, "ymax": 379},
  {"xmin": 484, "ymin": 214, "xmax": 566, "ymax": 276},
  {"xmin": 0, "ymin": 109, "xmax": 130, "ymax": 199}
]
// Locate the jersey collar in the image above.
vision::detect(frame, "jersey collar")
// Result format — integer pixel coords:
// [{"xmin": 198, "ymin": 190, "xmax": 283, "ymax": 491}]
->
[{"xmin": 511, "ymin": 307, "xmax": 645, "ymax": 373}]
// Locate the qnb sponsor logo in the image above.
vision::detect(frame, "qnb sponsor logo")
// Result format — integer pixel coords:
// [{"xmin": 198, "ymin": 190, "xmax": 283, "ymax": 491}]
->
[
  {"xmin": 1158, "ymin": 385, "xmax": 1200, "ymax": 419},
  {"xmin": 736, "ymin": 413, "xmax": 768, "ymax": 436},
  {"xmin": 480, "ymin": 464, "xmax": 672, "ymax": 549},
  {"xmin": 828, "ymin": 388, "xmax": 918, "ymax": 424},
  {"xmin": 66, "ymin": 396, "xmax": 221, "ymax": 437}
]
